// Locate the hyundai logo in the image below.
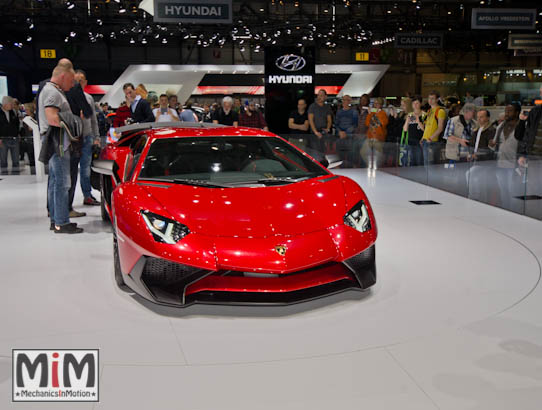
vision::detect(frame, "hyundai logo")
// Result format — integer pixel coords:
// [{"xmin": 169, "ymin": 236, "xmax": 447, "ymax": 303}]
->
[{"xmin": 275, "ymin": 54, "xmax": 306, "ymax": 72}]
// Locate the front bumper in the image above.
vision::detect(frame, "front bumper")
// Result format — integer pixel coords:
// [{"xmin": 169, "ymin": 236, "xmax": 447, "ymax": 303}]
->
[{"xmin": 122, "ymin": 246, "xmax": 376, "ymax": 307}]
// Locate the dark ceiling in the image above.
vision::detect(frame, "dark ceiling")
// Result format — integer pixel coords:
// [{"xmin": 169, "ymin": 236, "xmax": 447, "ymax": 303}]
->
[{"xmin": 0, "ymin": 0, "xmax": 540, "ymax": 53}]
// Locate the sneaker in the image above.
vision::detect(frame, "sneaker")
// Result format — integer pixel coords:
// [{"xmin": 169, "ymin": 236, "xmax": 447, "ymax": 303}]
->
[
  {"xmin": 54, "ymin": 223, "xmax": 84, "ymax": 234},
  {"xmin": 83, "ymin": 197, "xmax": 100, "ymax": 206},
  {"xmin": 50, "ymin": 222, "xmax": 77, "ymax": 231},
  {"xmin": 69, "ymin": 210, "xmax": 87, "ymax": 218}
]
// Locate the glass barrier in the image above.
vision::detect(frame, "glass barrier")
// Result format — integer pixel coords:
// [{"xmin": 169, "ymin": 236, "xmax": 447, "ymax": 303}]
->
[{"xmin": 279, "ymin": 133, "xmax": 536, "ymax": 221}]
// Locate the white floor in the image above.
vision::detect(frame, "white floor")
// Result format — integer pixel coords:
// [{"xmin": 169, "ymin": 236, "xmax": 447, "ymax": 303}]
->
[{"xmin": 0, "ymin": 170, "xmax": 541, "ymax": 409}]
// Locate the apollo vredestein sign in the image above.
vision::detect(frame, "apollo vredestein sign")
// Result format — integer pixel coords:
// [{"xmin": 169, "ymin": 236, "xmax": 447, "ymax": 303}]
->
[
  {"xmin": 472, "ymin": 8, "xmax": 536, "ymax": 30},
  {"xmin": 153, "ymin": 0, "xmax": 232, "ymax": 24},
  {"xmin": 395, "ymin": 33, "xmax": 444, "ymax": 49}
]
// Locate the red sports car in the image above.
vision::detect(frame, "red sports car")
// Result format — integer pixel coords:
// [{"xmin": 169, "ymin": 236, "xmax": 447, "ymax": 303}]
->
[{"xmin": 92, "ymin": 122, "xmax": 377, "ymax": 307}]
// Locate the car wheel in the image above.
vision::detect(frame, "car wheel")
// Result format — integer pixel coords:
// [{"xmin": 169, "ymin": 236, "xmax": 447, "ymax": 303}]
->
[
  {"xmin": 101, "ymin": 178, "xmax": 110, "ymax": 223},
  {"xmin": 113, "ymin": 231, "xmax": 132, "ymax": 293}
]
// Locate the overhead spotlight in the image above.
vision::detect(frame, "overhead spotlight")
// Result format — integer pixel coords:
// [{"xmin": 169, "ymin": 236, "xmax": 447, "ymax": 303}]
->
[
  {"xmin": 67, "ymin": 1, "xmax": 75, "ymax": 9},
  {"xmin": 0, "ymin": 44, "xmax": 3, "ymax": 50},
  {"xmin": 64, "ymin": 37, "xmax": 69, "ymax": 43},
  {"xmin": 26, "ymin": 36, "xmax": 32, "ymax": 42},
  {"xmin": 70, "ymin": 31, "xmax": 76, "ymax": 37},
  {"xmin": 141, "ymin": 38, "xmax": 147, "ymax": 44},
  {"xmin": 162, "ymin": 38, "xmax": 168, "ymax": 44},
  {"xmin": 14, "ymin": 42, "xmax": 23, "ymax": 48},
  {"xmin": 119, "ymin": 7, "xmax": 126, "ymax": 13},
  {"xmin": 240, "ymin": 46, "xmax": 245, "ymax": 52},
  {"xmin": 130, "ymin": 37, "xmax": 135, "ymax": 44},
  {"xmin": 110, "ymin": 32, "xmax": 116, "ymax": 39},
  {"xmin": 97, "ymin": 19, "xmax": 103, "ymax": 26}
]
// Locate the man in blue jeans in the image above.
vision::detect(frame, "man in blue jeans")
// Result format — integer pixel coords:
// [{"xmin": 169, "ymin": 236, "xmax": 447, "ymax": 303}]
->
[
  {"xmin": 0, "ymin": 96, "xmax": 20, "ymax": 174},
  {"xmin": 38, "ymin": 62, "xmax": 83, "ymax": 233},
  {"xmin": 70, "ymin": 69, "xmax": 100, "ymax": 208}
]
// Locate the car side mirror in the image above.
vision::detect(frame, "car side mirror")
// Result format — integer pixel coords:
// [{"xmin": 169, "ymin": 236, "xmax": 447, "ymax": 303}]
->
[
  {"xmin": 92, "ymin": 159, "xmax": 120, "ymax": 185},
  {"xmin": 324, "ymin": 154, "xmax": 343, "ymax": 169}
]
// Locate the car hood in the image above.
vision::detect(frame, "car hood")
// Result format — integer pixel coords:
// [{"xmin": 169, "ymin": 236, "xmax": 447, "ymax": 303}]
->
[{"xmin": 141, "ymin": 176, "xmax": 347, "ymax": 238}]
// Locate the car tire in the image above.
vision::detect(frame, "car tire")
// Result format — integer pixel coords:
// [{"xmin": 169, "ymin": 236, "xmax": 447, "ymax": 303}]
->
[
  {"xmin": 113, "ymin": 231, "xmax": 132, "ymax": 293},
  {"xmin": 101, "ymin": 179, "xmax": 110, "ymax": 223}
]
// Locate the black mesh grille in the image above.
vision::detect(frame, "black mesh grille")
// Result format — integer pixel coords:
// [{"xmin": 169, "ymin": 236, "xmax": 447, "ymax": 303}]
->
[
  {"xmin": 343, "ymin": 245, "xmax": 376, "ymax": 289},
  {"xmin": 344, "ymin": 245, "xmax": 375, "ymax": 273},
  {"xmin": 142, "ymin": 258, "xmax": 201, "ymax": 285}
]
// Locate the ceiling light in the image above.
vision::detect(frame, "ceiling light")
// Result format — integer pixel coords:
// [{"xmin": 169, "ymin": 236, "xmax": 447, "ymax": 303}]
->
[
  {"xmin": 119, "ymin": 8, "xmax": 126, "ymax": 13},
  {"xmin": 70, "ymin": 31, "xmax": 76, "ymax": 37},
  {"xmin": 26, "ymin": 36, "xmax": 32, "ymax": 42},
  {"xmin": 130, "ymin": 38, "xmax": 135, "ymax": 44},
  {"xmin": 67, "ymin": 2, "xmax": 75, "ymax": 9},
  {"xmin": 141, "ymin": 38, "xmax": 147, "ymax": 44},
  {"xmin": 162, "ymin": 38, "xmax": 168, "ymax": 44}
]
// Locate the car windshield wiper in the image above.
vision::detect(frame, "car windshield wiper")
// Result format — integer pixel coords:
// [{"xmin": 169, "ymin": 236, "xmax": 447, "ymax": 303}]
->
[
  {"xmin": 255, "ymin": 175, "xmax": 314, "ymax": 185},
  {"xmin": 173, "ymin": 178, "xmax": 229, "ymax": 188},
  {"xmin": 139, "ymin": 178, "xmax": 228, "ymax": 188}
]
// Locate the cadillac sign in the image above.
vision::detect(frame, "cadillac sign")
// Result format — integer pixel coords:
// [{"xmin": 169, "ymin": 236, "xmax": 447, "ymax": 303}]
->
[
  {"xmin": 153, "ymin": 0, "xmax": 232, "ymax": 24},
  {"xmin": 395, "ymin": 33, "xmax": 443, "ymax": 49}
]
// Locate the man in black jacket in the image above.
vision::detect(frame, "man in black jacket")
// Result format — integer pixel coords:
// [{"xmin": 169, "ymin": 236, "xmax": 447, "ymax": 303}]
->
[
  {"xmin": 516, "ymin": 85, "xmax": 542, "ymax": 167},
  {"xmin": 0, "ymin": 96, "xmax": 20, "ymax": 174},
  {"xmin": 123, "ymin": 83, "xmax": 155, "ymax": 123}
]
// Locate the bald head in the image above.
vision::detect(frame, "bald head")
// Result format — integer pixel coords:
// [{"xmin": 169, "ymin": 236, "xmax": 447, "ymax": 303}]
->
[
  {"xmin": 57, "ymin": 58, "xmax": 73, "ymax": 70},
  {"xmin": 51, "ymin": 62, "xmax": 75, "ymax": 92}
]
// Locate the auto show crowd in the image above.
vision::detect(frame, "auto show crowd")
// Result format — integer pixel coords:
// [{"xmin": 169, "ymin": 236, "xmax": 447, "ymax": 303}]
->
[{"xmin": 1, "ymin": 57, "xmax": 542, "ymax": 231}]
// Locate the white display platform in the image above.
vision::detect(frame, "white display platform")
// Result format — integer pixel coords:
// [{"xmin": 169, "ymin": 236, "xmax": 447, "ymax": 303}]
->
[{"xmin": 0, "ymin": 170, "xmax": 540, "ymax": 409}]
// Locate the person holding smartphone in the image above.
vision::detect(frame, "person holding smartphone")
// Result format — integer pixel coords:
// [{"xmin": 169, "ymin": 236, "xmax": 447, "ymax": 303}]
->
[{"xmin": 153, "ymin": 94, "xmax": 180, "ymax": 123}]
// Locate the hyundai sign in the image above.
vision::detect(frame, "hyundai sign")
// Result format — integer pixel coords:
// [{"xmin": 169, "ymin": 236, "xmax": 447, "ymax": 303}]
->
[
  {"xmin": 275, "ymin": 55, "xmax": 307, "ymax": 72},
  {"xmin": 153, "ymin": 0, "xmax": 232, "ymax": 24},
  {"xmin": 472, "ymin": 8, "xmax": 536, "ymax": 30},
  {"xmin": 265, "ymin": 47, "xmax": 315, "ymax": 134}
]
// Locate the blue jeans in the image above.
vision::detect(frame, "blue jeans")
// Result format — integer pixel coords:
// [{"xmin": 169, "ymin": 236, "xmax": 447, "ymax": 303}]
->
[
  {"xmin": 422, "ymin": 140, "xmax": 434, "ymax": 168},
  {"xmin": 0, "ymin": 138, "xmax": 20, "ymax": 172},
  {"xmin": 48, "ymin": 151, "xmax": 71, "ymax": 226},
  {"xmin": 79, "ymin": 135, "xmax": 94, "ymax": 199}
]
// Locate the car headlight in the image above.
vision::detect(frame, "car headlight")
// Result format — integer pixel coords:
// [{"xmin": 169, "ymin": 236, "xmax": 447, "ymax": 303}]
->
[
  {"xmin": 141, "ymin": 210, "xmax": 189, "ymax": 244},
  {"xmin": 343, "ymin": 200, "xmax": 371, "ymax": 233}
]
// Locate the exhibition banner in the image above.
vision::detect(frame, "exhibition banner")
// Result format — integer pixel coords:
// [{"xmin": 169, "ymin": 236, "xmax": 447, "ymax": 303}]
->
[
  {"xmin": 264, "ymin": 47, "xmax": 315, "ymax": 134},
  {"xmin": 508, "ymin": 34, "xmax": 542, "ymax": 50},
  {"xmin": 394, "ymin": 33, "xmax": 443, "ymax": 49},
  {"xmin": 153, "ymin": 0, "xmax": 232, "ymax": 24},
  {"xmin": 472, "ymin": 8, "xmax": 536, "ymax": 30}
]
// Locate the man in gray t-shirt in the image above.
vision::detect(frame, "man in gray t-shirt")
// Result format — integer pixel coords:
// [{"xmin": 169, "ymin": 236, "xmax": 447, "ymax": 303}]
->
[
  {"xmin": 39, "ymin": 63, "xmax": 84, "ymax": 234},
  {"xmin": 38, "ymin": 82, "xmax": 72, "ymax": 151},
  {"xmin": 308, "ymin": 89, "xmax": 333, "ymax": 153}
]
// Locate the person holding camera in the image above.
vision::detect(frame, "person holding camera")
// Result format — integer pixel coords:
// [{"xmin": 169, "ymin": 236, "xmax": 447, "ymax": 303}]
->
[{"xmin": 153, "ymin": 94, "xmax": 180, "ymax": 123}]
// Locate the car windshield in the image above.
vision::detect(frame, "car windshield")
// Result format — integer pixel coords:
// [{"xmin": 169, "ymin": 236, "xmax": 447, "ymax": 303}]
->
[{"xmin": 137, "ymin": 136, "xmax": 327, "ymax": 186}]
